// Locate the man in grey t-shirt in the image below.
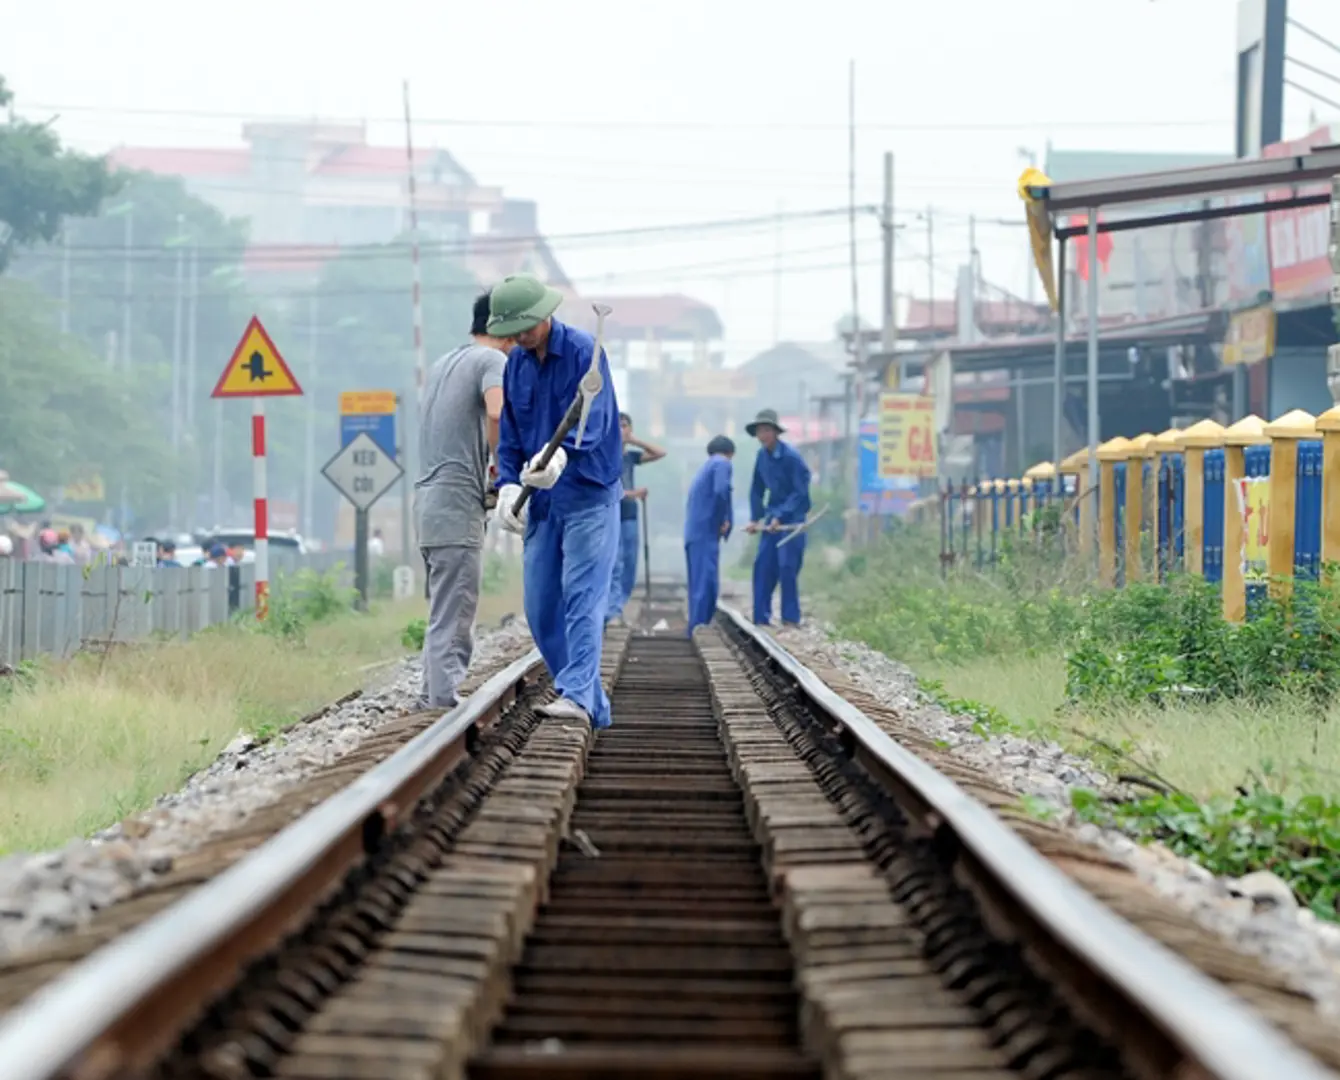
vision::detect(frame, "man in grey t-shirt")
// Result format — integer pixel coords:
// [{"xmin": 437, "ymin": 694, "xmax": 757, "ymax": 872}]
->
[{"xmin": 414, "ymin": 291, "xmax": 513, "ymax": 709}]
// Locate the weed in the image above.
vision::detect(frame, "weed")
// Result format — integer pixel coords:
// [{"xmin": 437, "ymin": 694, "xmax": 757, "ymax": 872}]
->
[
  {"xmin": 1071, "ymin": 785, "xmax": 1340, "ymax": 920},
  {"xmin": 402, "ymin": 618, "xmax": 427, "ymax": 651}
]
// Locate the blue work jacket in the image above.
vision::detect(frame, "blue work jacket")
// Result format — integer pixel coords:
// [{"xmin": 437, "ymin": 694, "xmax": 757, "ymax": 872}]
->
[
  {"xmin": 497, "ymin": 318, "xmax": 623, "ymax": 520},
  {"xmin": 684, "ymin": 455, "xmax": 734, "ymax": 543},
  {"xmin": 749, "ymin": 441, "xmax": 811, "ymax": 525}
]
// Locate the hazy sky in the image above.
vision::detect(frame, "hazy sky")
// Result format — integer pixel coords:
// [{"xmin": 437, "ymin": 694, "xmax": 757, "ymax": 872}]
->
[{"xmin": 5, "ymin": 0, "xmax": 1340, "ymax": 363}]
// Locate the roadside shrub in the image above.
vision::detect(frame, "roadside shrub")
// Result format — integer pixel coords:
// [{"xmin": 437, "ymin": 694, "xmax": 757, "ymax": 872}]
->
[
  {"xmin": 1065, "ymin": 577, "xmax": 1340, "ymax": 706},
  {"xmin": 264, "ymin": 569, "xmax": 356, "ymax": 640}
]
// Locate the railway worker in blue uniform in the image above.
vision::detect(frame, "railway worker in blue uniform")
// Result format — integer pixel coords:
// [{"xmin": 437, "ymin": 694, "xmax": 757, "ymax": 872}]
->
[
  {"xmin": 491, "ymin": 274, "xmax": 623, "ymax": 730},
  {"xmin": 745, "ymin": 409, "xmax": 812, "ymax": 627},
  {"xmin": 684, "ymin": 435, "xmax": 735, "ymax": 636}
]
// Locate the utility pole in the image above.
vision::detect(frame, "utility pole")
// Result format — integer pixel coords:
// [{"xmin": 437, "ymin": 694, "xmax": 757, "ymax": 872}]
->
[
  {"xmin": 185, "ymin": 243, "xmax": 199, "ymax": 529},
  {"xmin": 968, "ymin": 213, "xmax": 978, "ymax": 335},
  {"xmin": 881, "ymin": 152, "xmax": 898, "ymax": 387},
  {"xmin": 926, "ymin": 206, "xmax": 935, "ymax": 337},
  {"xmin": 60, "ymin": 229, "xmax": 71, "ymax": 335},
  {"xmin": 121, "ymin": 210, "xmax": 133, "ymax": 370},
  {"xmin": 170, "ymin": 214, "xmax": 186, "ymax": 525},
  {"xmin": 401, "ymin": 80, "xmax": 424, "ymax": 573},
  {"xmin": 772, "ymin": 200, "xmax": 784, "ymax": 345},
  {"xmin": 303, "ymin": 293, "xmax": 319, "ymax": 541},
  {"xmin": 845, "ymin": 60, "xmax": 866, "ymax": 532}
]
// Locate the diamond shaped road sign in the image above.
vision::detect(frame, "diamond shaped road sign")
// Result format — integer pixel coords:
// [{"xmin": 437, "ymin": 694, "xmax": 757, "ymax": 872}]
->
[{"xmin": 322, "ymin": 431, "xmax": 404, "ymax": 512}]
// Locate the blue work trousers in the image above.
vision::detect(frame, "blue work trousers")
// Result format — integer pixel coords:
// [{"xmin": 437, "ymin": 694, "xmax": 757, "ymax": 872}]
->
[
  {"xmin": 523, "ymin": 502, "xmax": 621, "ymax": 728},
  {"xmin": 606, "ymin": 517, "xmax": 640, "ymax": 621},
  {"xmin": 752, "ymin": 529, "xmax": 805, "ymax": 625},
  {"xmin": 685, "ymin": 539, "xmax": 720, "ymax": 636}
]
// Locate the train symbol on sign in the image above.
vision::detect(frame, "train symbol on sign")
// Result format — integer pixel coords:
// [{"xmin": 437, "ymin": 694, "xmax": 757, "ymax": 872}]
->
[{"xmin": 243, "ymin": 351, "xmax": 272, "ymax": 383}]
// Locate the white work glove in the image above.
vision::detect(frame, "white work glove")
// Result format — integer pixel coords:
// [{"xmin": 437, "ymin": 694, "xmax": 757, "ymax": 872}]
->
[
  {"xmin": 497, "ymin": 484, "xmax": 528, "ymax": 535},
  {"xmin": 520, "ymin": 446, "xmax": 567, "ymax": 491}
]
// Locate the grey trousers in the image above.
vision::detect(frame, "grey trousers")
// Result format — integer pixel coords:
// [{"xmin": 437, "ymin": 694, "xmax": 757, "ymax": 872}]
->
[{"xmin": 419, "ymin": 545, "xmax": 483, "ymax": 710}]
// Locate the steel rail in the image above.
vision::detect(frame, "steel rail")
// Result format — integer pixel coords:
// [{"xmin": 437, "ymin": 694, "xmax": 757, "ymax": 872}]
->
[
  {"xmin": 0, "ymin": 648, "xmax": 544, "ymax": 1080},
  {"xmin": 719, "ymin": 605, "xmax": 1333, "ymax": 1080}
]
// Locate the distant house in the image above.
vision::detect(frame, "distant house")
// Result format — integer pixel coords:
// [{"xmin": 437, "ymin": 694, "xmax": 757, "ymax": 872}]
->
[{"xmin": 110, "ymin": 122, "xmax": 563, "ymax": 292}]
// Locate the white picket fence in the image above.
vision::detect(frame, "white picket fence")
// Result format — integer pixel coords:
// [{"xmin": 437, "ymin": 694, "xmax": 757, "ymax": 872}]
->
[{"xmin": 0, "ymin": 554, "xmax": 353, "ymax": 667}]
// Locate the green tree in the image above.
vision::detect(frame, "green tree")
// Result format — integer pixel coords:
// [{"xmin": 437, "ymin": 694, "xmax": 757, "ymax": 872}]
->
[
  {"xmin": 0, "ymin": 76, "xmax": 118, "ymax": 271},
  {"xmin": 0, "ymin": 279, "xmax": 171, "ymax": 511}
]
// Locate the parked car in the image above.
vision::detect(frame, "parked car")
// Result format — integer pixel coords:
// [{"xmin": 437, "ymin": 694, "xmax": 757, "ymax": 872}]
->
[{"xmin": 195, "ymin": 528, "xmax": 306, "ymax": 567}]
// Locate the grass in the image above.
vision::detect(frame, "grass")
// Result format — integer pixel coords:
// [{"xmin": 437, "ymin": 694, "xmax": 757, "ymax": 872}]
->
[
  {"xmin": 0, "ymin": 553, "xmax": 527, "ymax": 855},
  {"xmin": 808, "ymin": 527, "xmax": 1340, "ymax": 914},
  {"xmin": 922, "ymin": 653, "xmax": 1340, "ymax": 798},
  {"xmin": 0, "ymin": 600, "xmax": 423, "ymax": 854}
]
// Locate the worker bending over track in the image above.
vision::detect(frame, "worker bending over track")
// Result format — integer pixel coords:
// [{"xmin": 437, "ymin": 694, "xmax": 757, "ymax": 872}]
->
[
  {"xmin": 414, "ymin": 292, "xmax": 512, "ymax": 710},
  {"xmin": 684, "ymin": 435, "xmax": 735, "ymax": 636},
  {"xmin": 745, "ymin": 409, "xmax": 812, "ymax": 627},
  {"xmin": 492, "ymin": 275, "xmax": 623, "ymax": 730}
]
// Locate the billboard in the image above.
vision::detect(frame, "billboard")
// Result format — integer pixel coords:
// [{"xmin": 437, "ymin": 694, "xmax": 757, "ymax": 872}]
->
[
  {"xmin": 1264, "ymin": 127, "xmax": 1336, "ymax": 301},
  {"xmin": 858, "ymin": 419, "xmax": 917, "ymax": 516},
  {"xmin": 877, "ymin": 393, "xmax": 938, "ymax": 479}
]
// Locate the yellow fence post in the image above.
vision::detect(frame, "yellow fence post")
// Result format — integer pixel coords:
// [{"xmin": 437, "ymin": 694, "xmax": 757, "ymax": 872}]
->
[
  {"xmin": 1124, "ymin": 434, "xmax": 1155, "ymax": 582},
  {"xmin": 1096, "ymin": 437, "xmax": 1131, "ymax": 588},
  {"xmin": 1024, "ymin": 462, "xmax": 1056, "ymax": 540},
  {"xmin": 1264, "ymin": 409, "xmax": 1318, "ymax": 599},
  {"xmin": 1176, "ymin": 420, "xmax": 1226, "ymax": 578},
  {"xmin": 1316, "ymin": 406, "xmax": 1340, "ymax": 572},
  {"xmin": 1221, "ymin": 415, "xmax": 1268, "ymax": 622},
  {"xmin": 1058, "ymin": 449, "xmax": 1093, "ymax": 557}
]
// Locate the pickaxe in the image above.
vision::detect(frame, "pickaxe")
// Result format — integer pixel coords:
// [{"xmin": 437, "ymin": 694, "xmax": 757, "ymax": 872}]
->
[{"xmin": 510, "ymin": 302, "xmax": 613, "ymax": 521}]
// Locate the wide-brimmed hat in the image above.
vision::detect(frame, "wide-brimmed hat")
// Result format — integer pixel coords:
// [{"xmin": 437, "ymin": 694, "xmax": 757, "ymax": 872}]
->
[
  {"xmin": 487, "ymin": 274, "xmax": 564, "ymax": 336},
  {"xmin": 745, "ymin": 408, "xmax": 786, "ymax": 436}
]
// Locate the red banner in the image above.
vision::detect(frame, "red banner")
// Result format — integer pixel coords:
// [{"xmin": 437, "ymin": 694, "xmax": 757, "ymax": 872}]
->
[{"xmin": 1264, "ymin": 127, "xmax": 1337, "ymax": 301}]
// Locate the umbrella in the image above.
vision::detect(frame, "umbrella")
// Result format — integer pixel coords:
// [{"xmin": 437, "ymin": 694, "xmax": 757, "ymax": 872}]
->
[{"xmin": 0, "ymin": 482, "xmax": 46, "ymax": 515}]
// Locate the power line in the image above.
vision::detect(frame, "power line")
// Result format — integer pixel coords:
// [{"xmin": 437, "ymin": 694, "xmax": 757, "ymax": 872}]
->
[
  {"xmin": 1288, "ymin": 17, "xmax": 1340, "ymax": 59},
  {"xmin": 17, "ymin": 206, "xmax": 873, "ymax": 261},
  {"xmin": 1286, "ymin": 54, "xmax": 1340, "ymax": 88},
  {"xmin": 1284, "ymin": 77, "xmax": 1340, "ymax": 114},
  {"xmin": 42, "ymin": 252, "xmax": 910, "ymax": 305},
  {"xmin": 20, "ymin": 99, "xmax": 1235, "ymax": 133}
]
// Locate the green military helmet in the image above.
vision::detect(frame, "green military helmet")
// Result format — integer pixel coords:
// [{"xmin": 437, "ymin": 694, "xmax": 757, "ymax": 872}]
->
[{"xmin": 487, "ymin": 274, "xmax": 564, "ymax": 336}]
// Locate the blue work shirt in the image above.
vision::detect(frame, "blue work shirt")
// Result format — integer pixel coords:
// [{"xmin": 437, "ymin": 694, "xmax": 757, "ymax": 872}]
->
[
  {"xmin": 749, "ymin": 441, "xmax": 811, "ymax": 525},
  {"xmin": 684, "ymin": 455, "xmax": 734, "ymax": 543},
  {"xmin": 497, "ymin": 318, "xmax": 623, "ymax": 521}
]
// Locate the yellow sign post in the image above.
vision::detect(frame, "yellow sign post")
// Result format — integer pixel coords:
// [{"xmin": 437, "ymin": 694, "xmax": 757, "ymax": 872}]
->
[{"xmin": 878, "ymin": 393, "xmax": 938, "ymax": 479}]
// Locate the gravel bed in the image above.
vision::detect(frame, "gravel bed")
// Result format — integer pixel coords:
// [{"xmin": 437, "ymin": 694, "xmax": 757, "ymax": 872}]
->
[
  {"xmin": 771, "ymin": 619, "xmax": 1340, "ymax": 1018},
  {"xmin": 0, "ymin": 621, "xmax": 532, "ymax": 960}
]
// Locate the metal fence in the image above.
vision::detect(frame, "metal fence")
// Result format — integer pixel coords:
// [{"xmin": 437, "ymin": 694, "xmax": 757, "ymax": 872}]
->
[{"xmin": 0, "ymin": 552, "xmax": 356, "ymax": 667}]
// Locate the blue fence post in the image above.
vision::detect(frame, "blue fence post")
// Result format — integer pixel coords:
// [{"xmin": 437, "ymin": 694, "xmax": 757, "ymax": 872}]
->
[{"xmin": 1203, "ymin": 447, "xmax": 1226, "ymax": 586}]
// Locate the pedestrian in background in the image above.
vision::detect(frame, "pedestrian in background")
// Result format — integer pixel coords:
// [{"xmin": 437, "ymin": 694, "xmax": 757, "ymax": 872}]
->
[
  {"xmin": 491, "ymin": 274, "xmax": 622, "ymax": 730},
  {"xmin": 606, "ymin": 412, "xmax": 664, "ymax": 626},
  {"xmin": 684, "ymin": 435, "xmax": 735, "ymax": 635},
  {"xmin": 414, "ymin": 290, "xmax": 513, "ymax": 711},
  {"xmin": 745, "ymin": 409, "xmax": 811, "ymax": 627}
]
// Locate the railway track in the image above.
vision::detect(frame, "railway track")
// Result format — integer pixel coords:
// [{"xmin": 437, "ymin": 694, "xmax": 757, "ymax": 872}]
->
[{"xmin": 0, "ymin": 614, "xmax": 1333, "ymax": 1080}]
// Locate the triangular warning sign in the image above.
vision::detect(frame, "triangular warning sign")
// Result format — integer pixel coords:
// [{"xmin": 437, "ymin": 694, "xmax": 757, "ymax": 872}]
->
[{"xmin": 211, "ymin": 316, "xmax": 303, "ymax": 398}]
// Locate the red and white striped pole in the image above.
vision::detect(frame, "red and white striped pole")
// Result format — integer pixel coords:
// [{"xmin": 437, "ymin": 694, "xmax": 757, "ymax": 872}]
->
[{"xmin": 252, "ymin": 398, "xmax": 269, "ymax": 619}]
